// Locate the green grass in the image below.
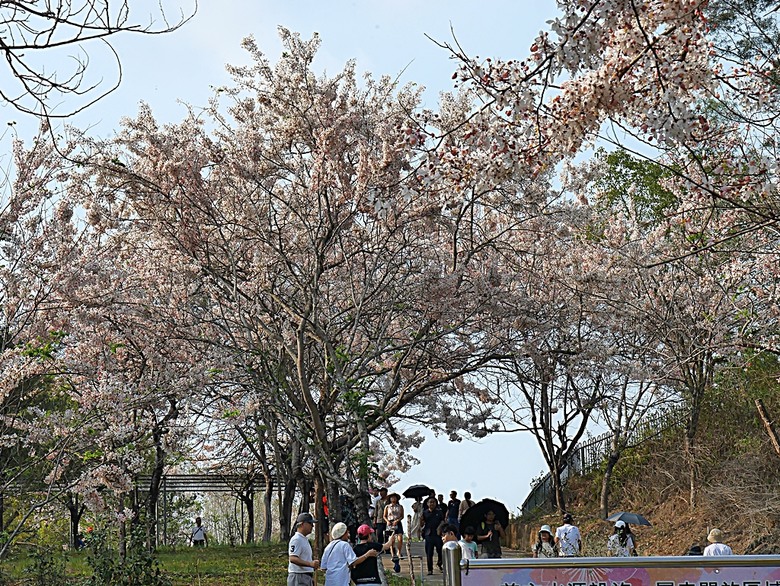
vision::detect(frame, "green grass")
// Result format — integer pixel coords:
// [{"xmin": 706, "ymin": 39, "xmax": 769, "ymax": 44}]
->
[{"xmin": 0, "ymin": 542, "xmax": 413, "ymax": 585}]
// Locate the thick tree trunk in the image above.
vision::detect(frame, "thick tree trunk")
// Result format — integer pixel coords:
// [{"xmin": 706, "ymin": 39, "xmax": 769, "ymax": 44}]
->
[
  {"xmin": 279, "ymin": 478, "xmax": 296, "ymax": 540},
  {"xmin": 145, "ymin": 434, "xmax": 165, "ymax": 550},
  {"xmin": 552, "ymin": 465, "xmax": 566, "ymax": 512},
  {"xmin": 600, "ymin": 451, "xmax": 621, "ymax": 519},
  {"xmin": 354, "ymin": 415, "xmax": 372, "ymax": 524},
  {"xmin": 314, "ymin": 475, "xmax": 326, "ymax": 557},
  {"xmin": 238, "ymin": 489, "xmax": 255, "ymax": 543}
]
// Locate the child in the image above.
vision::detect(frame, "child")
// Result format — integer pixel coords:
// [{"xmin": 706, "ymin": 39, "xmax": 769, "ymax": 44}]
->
[{"xmin": 458, "ymin": 526, "xmax": 479, "ymax": 560}]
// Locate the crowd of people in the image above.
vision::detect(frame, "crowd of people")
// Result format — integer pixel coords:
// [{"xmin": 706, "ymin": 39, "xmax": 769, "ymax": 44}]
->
[
  {"xmin": 287, "ymin": 487, "xmax": 492, "ymax": 586},
  {"xmin": 288, "ymin": 497, "xmax": 737, "ymax": 586},
  {"xmin": 530, "ymin": 514, "xmax": 733, "ymax": 559}
]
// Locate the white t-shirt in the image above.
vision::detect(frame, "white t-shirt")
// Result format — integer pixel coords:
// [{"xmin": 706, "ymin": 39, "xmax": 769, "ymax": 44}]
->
[
  {"xmin": 704, "ymin": 542, "xmax": 733, "ymax": 556},
  {"xmin": 191, "ymin": 525, "xmax": 206, "ymax": 541},
  {"xmin": 369, "ymin": 494, "xmax": 381, "ymax": 518},
  {"xmin": 288, "ymin": 531, "xmax": 314, "ymax": 574},
  {"xmin": 321, "ymin": 539, "xmax": 357, "ymax": 586},
  {"xmin": 555, "ymin": 523, "xmax": 581, "ymax": 557},
  {"xmin": 607, "ymin": 533, "xmax": 635, "ymax": 557}
]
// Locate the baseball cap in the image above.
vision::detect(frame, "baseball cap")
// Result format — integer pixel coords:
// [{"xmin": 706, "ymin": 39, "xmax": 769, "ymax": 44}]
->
[
  {"xmin": 296, "ymin": 512, "xmax": 316, "ymax": 525},
  {"xmin": 357, "ymin": 524, "xmax": 374, "ymax": 538}
]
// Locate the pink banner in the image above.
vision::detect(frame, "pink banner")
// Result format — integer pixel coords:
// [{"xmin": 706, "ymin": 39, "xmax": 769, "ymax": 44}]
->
[{"xmin": 461, "ymin": 560, "xmax": 780, "ymax": 586}]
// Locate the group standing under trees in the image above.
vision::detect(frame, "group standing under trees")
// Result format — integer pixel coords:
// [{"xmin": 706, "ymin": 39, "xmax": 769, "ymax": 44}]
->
[{"xmin": 2, "ymin": 0, "xmax": 780, "ymax": 560}]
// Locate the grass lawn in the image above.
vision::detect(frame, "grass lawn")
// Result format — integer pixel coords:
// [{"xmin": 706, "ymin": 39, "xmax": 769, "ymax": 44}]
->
[{"xmin": 0, "ymin": 542, "xmax": 412, "ymax": 585}]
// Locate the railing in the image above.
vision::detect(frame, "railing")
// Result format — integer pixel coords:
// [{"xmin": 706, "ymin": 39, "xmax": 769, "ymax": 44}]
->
[
  {"xmin": 442, "ymin": 547, "xmax": 780, "ymax": 586},
  {"xmin": 520, "ymin": 407, "xmax": 683, "ymax": 515}
]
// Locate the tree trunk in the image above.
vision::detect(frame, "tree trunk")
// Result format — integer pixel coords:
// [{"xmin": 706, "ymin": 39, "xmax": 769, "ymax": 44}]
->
[
  {"xmin": 262, "ymin": 476, "xmax": 273, "ymax": 542},
  {"xmin": 314, "ymin": 475, "xmax": 325, "ymax": 557},
  {"xmin": 755, "ymin": 399, "xmax": 780, "ymax": 458},
  {"xmin": 552, "ymin": 470, "xmax": 566, "ymax": 513},
  {"xmin": 279, "ymin": 478, "xmax": 296, "ymax": 540},
  {"xmin": 65, "ymin": 493, "xmax": 85, "ymax": 549},
  {"xmin": 239, "ymin": 489, "xmax": 255, "ymax": 543},
  {"xmin": 145, "ymin": 432, "xmax": 165, "ymax": 551},
  {"xmin": 685, "ymin": 426, "xmax": 697, "ymax": 510},
  {"xmin": 685, "ymin": 392, "xmax": 702, "ymax": 510},
  {"xmin": 600, "ymin": 450, "xmax": 621, "ymax": 519}
]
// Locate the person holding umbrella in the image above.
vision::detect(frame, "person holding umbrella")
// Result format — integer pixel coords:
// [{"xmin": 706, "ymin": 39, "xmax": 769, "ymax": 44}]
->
[
  {"xmin": 607, "ymin": 520, "xmax": 637, "ymax": 557},
  {"xmin": 476, "ymin": 509, "xmax": 505, "ymax": 558}
]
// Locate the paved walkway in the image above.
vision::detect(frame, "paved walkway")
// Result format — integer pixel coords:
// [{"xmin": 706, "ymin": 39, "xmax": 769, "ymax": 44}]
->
[
  {"xmin": 379, "ymin": 540, "xmax": 523, "ymax": 585},
  {"xmin": 379, "ymin": 540, "xmax": 444, "ymax": 585}
]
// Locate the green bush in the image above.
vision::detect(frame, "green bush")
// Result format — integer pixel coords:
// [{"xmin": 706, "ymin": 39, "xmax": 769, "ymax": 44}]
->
[
  {"xmin": 24, "ymin": 547, "xmax": 67, "ymax": 586},
  {"xmin": 82, "ymin": 527, "xmax": 170, "ymax": 586}
]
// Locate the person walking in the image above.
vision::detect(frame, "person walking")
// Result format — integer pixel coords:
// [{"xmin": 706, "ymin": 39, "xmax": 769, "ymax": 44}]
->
[
  {"xmin": 436, "ymin": 494, "xmax": 447, "ymax": 518},
  {"xmin": 555, "ymin": 513, "xmax": 582, "ymax": 557},
  {"xmin": 410, "ymin": 496, "xmax": 423, "ymax": 541},
  {"xmin": 189, "ymin": 516, "xmax": 208, "ymax": 547},
  {"xmin": 383, "ymin": 493, "xmax": 404, "ymax": 572},
  {"xmin": 476, "ymin": 509, "xmax": 505, "ymax": 559},
  {"xmin": 703, "ymin": 529, "xmax": 733, "ymax": 555},
  {"xmin": 368, "ymin": 487, "xmax": 379, "ymax": 522},
  {"xmin": 458, "ymin": 492, "xmax": 475, "ymax": 522},
  {"xmin": 321, "ymin": 522, "xmax": 379, "ymax": 586},
  {"xmin": 372, "ymin": 488, "xmax": 388, "ymax": 544},
  {"xmin": 458, "ymin": 526, "xmax": 479, "ymax": 560},
  {"xmin": 532, "ymin": 525, "xmax": 557, "ymax": 558},
  {"xmin": 607, "ymin": 520, "xmax": 637, "ymax": 557},
  {"xmin": 420, "ymin": 496, "xmax": 444, "ymax": 575},
  {"xmin": 288, "ymin": 512, "xmax": 320, "ymax": 586},
  {"xmin": 446, "ymin": 491, "xmax": 461, "ymax": 533}
]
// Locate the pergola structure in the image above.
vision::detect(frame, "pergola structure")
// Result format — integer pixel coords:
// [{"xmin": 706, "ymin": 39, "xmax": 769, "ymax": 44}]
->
[{"xmin": 136, "ymin": 473, "xmax": 269, "ymax": 546}]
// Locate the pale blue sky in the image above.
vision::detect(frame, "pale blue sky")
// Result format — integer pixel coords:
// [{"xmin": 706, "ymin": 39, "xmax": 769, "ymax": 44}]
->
[{"xmin": 5, "ymin": 0, "xmax": 563, "ymax": 515}]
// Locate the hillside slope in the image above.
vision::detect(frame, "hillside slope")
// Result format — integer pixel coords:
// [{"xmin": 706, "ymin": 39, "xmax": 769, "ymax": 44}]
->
[{"xmin": 516, "ymin": 362, "xmax": 780, "ymax": 556}]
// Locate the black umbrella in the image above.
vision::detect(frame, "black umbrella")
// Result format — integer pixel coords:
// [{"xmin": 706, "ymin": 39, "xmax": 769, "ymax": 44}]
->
[
  {"xmin": 402, "ymin": 484, "xmax": 432, "ymax": 499},
  {"xmin": 459, "ymin": 498, "xmax": 510, "ymax": 530},
  {"xmin": 607, "ymin": 511, "xmax": 652, "ymax": 526}
]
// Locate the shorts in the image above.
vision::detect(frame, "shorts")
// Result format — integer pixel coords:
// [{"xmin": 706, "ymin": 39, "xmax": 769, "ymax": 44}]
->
[
  {"xmin": 192, "ymin": 540, "xmax": 205, "ymax": 547},
  {"xmin": 391, "ymin": 524, "xmax": 404, "ymax": 535},
  {"xmin": 287, "ymin": 573, "xmax": 314, "ymax": 586}
]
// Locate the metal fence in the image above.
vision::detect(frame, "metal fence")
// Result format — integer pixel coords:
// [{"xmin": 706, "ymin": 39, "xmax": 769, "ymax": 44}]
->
[{"xmin": 520, "ymin": 407, "xmax": 682, "ymax": 516}]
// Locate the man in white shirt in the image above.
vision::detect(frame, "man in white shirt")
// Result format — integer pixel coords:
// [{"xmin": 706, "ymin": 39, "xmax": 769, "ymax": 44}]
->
[
  {"xmin": 555, "ymin": 512, "xmax": 582, "ymax": 557},
  {"xmin": 189, "ymin": 516, "xmax": 208, "ymax": 547},
  {"xmin": 368, "ymin": 487, "xmax": 380, "ymax": 521},
  {"xmin": 321, "ymin": 522, "xmax": 378, "ymax": 586},
  {"xmin": 288, "ymin": 512, "xmax": 320, "ymax": 586},
  {"xmin": 703, "ymin": 528, "xmax": 733, "ymax": 556}
]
